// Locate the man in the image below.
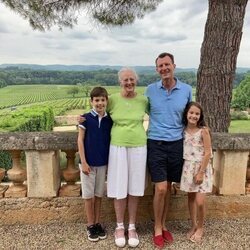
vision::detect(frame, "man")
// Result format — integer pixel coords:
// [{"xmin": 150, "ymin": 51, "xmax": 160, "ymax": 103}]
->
[{"xmin": 145, "ymin": 52, "xmax": 192, "ymax": 248}]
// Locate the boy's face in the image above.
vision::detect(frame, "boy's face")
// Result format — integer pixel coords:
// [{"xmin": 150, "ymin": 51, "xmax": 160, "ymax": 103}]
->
[{"xmin": 91, "ymin": 96, "xmax": 108, "ymax": 114}]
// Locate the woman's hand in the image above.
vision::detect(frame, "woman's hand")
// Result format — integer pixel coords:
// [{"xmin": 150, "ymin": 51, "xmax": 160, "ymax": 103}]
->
[{"xmin": 77, "ymin": 115, "xmax": 85, "ymax": 124}]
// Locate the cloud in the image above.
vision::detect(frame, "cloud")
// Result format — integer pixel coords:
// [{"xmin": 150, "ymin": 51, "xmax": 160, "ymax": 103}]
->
[
  {"xmin": 0, "ymin": 0, "xmax": 249, "ymax": 68},
  {"xmin": 70, "ymin": 31, "xmax": 97, "ymax": 40},
  {"xmin": 40, "ymin": 40, "xmax": 71, "ymax": 50},
  {"xmin": 0, "ymin": 25, "xmax": 9, "ymax": 33}
]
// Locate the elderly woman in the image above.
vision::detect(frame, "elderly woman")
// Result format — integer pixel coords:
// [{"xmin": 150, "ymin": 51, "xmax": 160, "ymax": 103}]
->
[{"xmin": 107, "ymin": 67, "xmax": 148, "ymax": 248}]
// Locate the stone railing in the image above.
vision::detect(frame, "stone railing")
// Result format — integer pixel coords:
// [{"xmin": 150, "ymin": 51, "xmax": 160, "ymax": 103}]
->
[{"xmin": 0, "ymin": 132, "xmax": 249, "ymax": 224}]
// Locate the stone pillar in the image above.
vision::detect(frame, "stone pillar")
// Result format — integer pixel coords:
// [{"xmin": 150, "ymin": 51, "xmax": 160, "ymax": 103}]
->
[
  {"xmin": 5, "ymin": 150, "xmax": 27, "ymax": 198},
  {"xmin": 213, "ymin": 150, "xmax": 249, "ymax": 195},
  {"xmin": 59, "ymin": 150, "xmax": 80, "ymax": 197},
  {"xmin": 25, "ymin": 150, "xmax": 60, "ymax": 197}
]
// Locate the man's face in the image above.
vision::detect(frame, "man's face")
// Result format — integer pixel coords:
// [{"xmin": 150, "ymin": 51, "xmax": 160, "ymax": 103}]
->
[
  {"xmin": 91, "ymin": 96, "xmax": 108, "ymax": 114},
  {"xmin": 156, "ymin": 56, "xmax": 176, "ymax": 81}
]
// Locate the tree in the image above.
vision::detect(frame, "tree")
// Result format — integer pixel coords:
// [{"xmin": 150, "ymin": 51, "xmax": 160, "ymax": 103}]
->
[
  {"xmin": 2, "ymin": 0, "xmax": 249, "ymax": 131},
  {"xmin": 80, "ymin": 83, "xmax": 92, "ymax": 97},
  {"xmin": 1, "ymin": 0, "xmax": 163, "ymax": 31},
  {"xmin": 232, "ymin": 75, "xmax": 250, "ymax": 110},
  {"xmin": 196, "ymin": 0, "xmax": 248, "ymax": 132},
  {"xmin": 67, "ymin": 86, "xmax": 79, "ymax": 97}
]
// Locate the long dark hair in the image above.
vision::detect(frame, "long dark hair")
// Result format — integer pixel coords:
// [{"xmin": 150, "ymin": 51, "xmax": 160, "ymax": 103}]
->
[{"xmin": 182, "ymin": 101, "xmax": 206, "ymax": 127}]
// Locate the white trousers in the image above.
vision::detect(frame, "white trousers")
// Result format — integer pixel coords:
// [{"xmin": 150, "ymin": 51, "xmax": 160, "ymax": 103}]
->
[{"xmin": 107, "ymin": 145, "xmax": 147, "ymax": 199}]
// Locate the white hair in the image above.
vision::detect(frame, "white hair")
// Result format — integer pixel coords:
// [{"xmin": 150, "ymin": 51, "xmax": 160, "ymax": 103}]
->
[{"xmin": 118, "ymin": 67, "xmax": 139, "ymax": 81}]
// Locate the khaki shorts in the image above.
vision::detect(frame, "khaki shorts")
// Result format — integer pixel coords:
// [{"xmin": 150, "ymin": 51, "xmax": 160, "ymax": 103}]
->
[{"xmin": 79, "ymin": 164, "xmax": 107, "ymax": 199}]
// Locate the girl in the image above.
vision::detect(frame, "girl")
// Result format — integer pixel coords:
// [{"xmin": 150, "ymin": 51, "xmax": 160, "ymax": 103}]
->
[{"xmin": 180, "ymin": 102, "xmax": 213, "ymax": 243}]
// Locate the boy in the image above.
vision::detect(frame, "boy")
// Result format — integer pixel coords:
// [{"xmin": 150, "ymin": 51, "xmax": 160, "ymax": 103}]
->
[{"xmin": 77, "ymin": 87, "xmax": 112, "ymax": 242}]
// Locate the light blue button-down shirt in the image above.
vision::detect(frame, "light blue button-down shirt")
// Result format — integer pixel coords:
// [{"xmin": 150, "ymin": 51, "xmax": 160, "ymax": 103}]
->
[{"xmin": 145, "ymin": 78, "xmax": 192, "ymax": 141}]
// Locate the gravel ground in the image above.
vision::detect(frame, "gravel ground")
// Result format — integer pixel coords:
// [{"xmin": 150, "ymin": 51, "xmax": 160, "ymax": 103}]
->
[{"xmin": 1, "ymin": 218, "xmax": 249, "ymax": 250}]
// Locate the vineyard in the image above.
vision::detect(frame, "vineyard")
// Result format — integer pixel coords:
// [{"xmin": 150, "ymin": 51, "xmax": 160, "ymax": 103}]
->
[
  {"xmin": 0, "ymin": 85, "xmax": 147, "ymax": 113},
  {"xmin": 0, "ymin": 85, "xmax": 74, "ymax": 109}
]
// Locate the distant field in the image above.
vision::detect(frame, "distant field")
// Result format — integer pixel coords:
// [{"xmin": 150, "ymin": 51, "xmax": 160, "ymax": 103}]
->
[
  {"xmin": 0, "ymin": 84, "xmax": 197, "ymax": 110},
  {"xmin": 0, "ymin": 85, "xmax": 147, "ymax": 109},
  {"xmin": 0, "ymin": 85, "xmax": 72, "ymax": 109},
  {"xmin": 0, "ymin": 84, "xmax": 248, "ymax": 133}
]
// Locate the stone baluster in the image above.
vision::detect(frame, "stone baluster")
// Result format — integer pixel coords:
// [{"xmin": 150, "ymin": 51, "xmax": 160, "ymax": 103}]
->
[
  {"xmin": 0, "ymin": 168, "xmax": 8, "ymax": 197},
  {"xmin": 5, "ymin": 150, "xmax": 27, "ymax": 197},
  {"xmin": 59, "ymin": 150, "xmax": 80, "ymax": 197},
  {"xmin": 246, "ymin": 154, "xmax": 250, "ymax": 194}
]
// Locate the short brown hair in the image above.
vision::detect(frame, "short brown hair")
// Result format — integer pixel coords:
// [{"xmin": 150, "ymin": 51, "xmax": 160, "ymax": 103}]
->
[
  {"xmin": 155, "ymin": 52, "xmax": 175, "ymax": 65},
  {"xmin": 90, "ymin": 87, "xmax": 108, "ymax": 100}
]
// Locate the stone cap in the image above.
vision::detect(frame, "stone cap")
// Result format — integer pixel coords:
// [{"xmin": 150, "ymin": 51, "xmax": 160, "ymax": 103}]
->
[
  {"xmin": 0, "ymin": 132, "xmax": 78, "ymax": 151},
  {"xmin": 0, "ymin": 132, "xmax": 249, "ymax": 151},
  {"xmin": 212, "ymin": 133, "xmax": 250, "ymax": 150}
]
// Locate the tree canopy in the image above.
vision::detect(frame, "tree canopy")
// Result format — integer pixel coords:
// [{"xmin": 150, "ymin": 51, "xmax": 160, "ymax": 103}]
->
[{"xmin": 2, "ymin": 0, "xmax": 163, "ymax": 31}]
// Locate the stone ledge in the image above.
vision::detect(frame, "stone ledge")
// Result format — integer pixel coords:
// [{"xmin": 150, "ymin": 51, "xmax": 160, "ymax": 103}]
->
[
  {"xmin": 0, "ymin": 195, "xmax": 249, "ymax": 225},
  {"xmin": 212, "ymin": 132, "xmax": 250, "ymax": 150},
  {"xmin": 0, "ymin": 132, "xmax": 249, "ymax": 151}
]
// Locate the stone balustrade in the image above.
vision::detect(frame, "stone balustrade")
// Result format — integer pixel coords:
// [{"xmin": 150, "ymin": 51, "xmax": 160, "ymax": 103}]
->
[{"xmin": 0, "ymin": 132, "xmax": 249, "ymax": 224}]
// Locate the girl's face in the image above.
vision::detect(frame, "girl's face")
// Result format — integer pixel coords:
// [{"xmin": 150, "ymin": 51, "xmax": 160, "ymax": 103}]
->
[{"xmin": 187, "ymin": 105, "xmax": 201, "ymax": 126}]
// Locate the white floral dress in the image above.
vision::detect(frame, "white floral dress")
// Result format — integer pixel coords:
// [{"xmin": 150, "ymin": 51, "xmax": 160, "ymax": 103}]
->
[{"xmin": 180, "ymin": 129, "xmax": 213, "ymax": 193}]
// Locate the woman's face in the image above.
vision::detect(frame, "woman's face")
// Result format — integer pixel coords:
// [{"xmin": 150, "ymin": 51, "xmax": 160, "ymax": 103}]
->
[{"xmin": 119, "ymin": 70, "xmax": 137, "ymax": 94}]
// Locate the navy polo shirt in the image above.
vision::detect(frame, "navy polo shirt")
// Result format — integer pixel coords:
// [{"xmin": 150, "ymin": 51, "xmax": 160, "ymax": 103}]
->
[{"xmin": 79, "ymin": 110, "xmax": 113, "ymax": 166}]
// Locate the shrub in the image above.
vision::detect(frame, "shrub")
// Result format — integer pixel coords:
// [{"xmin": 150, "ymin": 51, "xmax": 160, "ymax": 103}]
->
[
  {"xmin": 0, "ymin": 106, "xmax": 55, "ymax": 173},
  {"xmin": 230, "ymin": 110, "xmax": 249, "ymax": 120}
]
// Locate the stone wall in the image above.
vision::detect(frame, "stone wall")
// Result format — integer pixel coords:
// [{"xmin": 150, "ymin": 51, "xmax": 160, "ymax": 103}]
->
[
  {"xmin": 0, "ymin": 132, "xmax": 249, "ymax": 224},
  {"xmin": 0, "ymin": 195, "xmax": 249, "ymax": 225}
]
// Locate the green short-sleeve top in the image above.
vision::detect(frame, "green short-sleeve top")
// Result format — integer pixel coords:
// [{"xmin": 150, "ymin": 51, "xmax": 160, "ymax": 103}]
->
[{"xmin": 107, "ymin": 93, "xmax": 148, "ymax": 147}]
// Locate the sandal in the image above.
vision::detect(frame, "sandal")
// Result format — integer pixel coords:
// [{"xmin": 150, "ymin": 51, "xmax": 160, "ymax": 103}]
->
[
  {"xmin": 186, "ymin": 227, "xmax": 197, "ymax": 240},
  {"xmin": 190, "ymin": 229, "xmax": 203, "ymax": 243},
  {"xmin": 115, "ymin": 225, "xmax": 126, "ymax": 248},
  {"xmin": 128, "ymin": 227, "xmax": 139, "ymax": 248}
]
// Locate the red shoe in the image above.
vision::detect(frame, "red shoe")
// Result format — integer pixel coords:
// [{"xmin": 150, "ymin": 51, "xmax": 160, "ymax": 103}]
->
[
  {"xmin": 162, "ymin": 229, "xmax": 174, "ymax": 243},
  {"xmin": 153, "ymin": 235, "xmax": 164, "ymax": 249}
]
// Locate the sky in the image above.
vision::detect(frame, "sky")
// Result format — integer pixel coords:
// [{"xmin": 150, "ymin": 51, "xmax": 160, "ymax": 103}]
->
[{"xmin": 0, "ymin": 0, "xmax": 250, "ymax": 68}]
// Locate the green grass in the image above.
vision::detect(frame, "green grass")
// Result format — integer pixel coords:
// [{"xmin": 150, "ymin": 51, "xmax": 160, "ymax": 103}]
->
[{"xmin": 229, "ymin": 120, "xmax": 250, "ymax": 133}]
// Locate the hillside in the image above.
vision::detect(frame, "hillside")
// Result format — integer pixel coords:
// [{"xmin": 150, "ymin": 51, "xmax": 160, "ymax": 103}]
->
[
  {"xmin": 1, "ymin": 63, "xmax": 249, "ymax": 74},
  {"xmin": 0, "ymin": 63, "xmax": 196, "ymax": 73}
]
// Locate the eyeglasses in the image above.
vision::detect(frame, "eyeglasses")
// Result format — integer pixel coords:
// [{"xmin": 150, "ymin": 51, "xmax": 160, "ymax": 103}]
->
[{"xmin": 122, "ymin": 78, "xmax": 136, "ymax": 82}]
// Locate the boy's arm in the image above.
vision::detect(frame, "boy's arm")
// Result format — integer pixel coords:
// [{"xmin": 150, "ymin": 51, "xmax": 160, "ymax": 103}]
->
[{"xmin": 77, "ymin": 127, "xmax": 91, "ymax": 175}]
